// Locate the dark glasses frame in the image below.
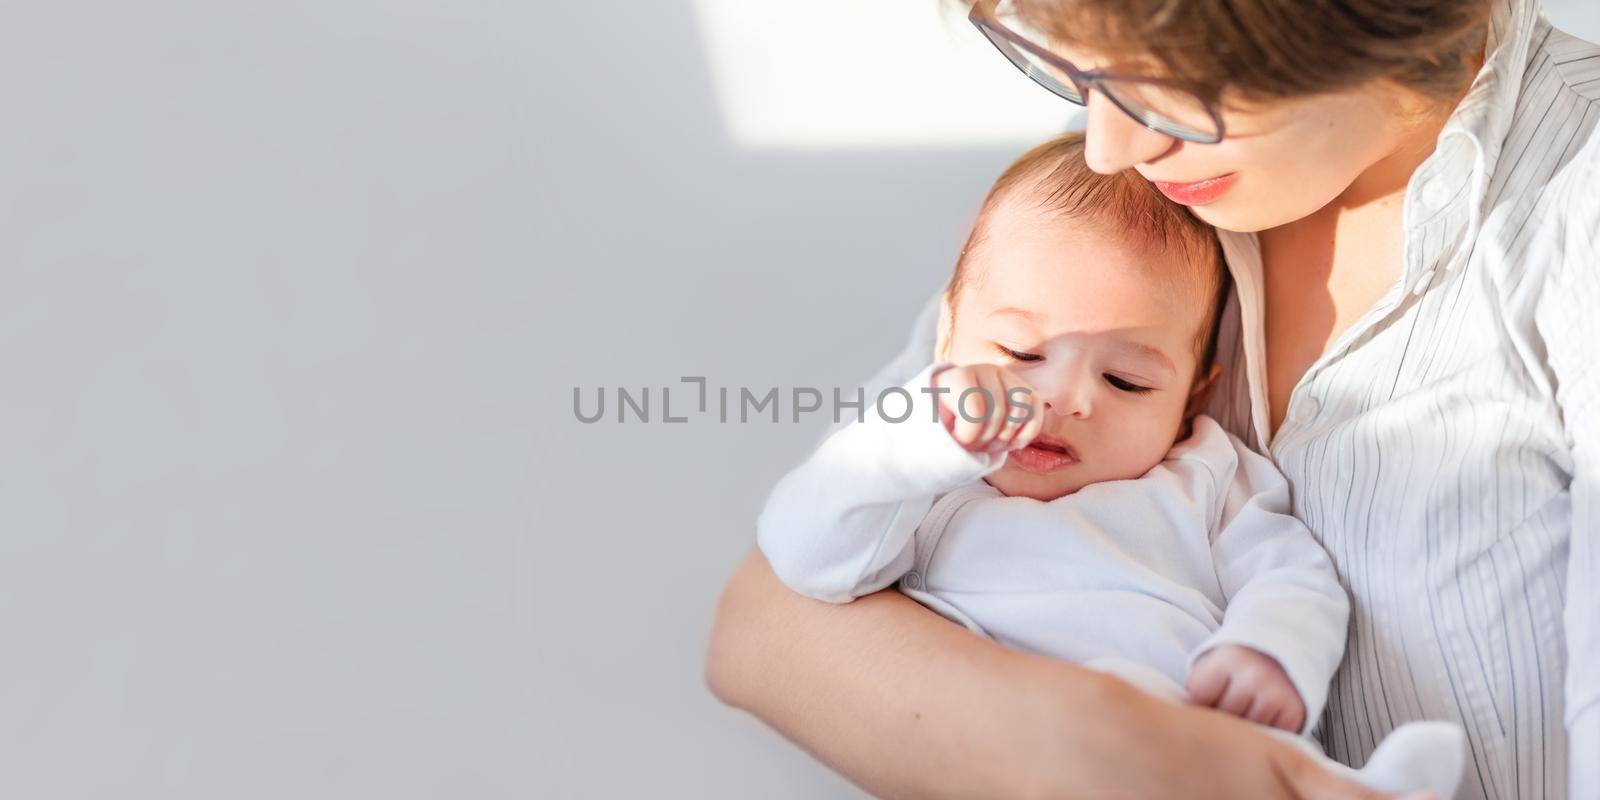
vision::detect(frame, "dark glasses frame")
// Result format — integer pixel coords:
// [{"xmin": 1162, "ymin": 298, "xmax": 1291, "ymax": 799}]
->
[{"xmin": 968, "ymin": 0, "xmax": 1227, "ymax": 144}]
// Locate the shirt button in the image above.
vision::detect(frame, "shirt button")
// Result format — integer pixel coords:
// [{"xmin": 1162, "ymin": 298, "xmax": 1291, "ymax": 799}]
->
[
  {"xmin": 1292, "ymin": 396, "xmax": 1322, "ymax": 425},
  {"xmin": 902, "ymin": 572, "xmax": 922, "ymax": 590}
]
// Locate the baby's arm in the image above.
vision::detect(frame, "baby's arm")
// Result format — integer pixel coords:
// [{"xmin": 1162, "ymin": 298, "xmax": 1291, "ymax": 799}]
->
[
  {"xmin": 756, "ymin": 363, "xmax": 1010, "ymax": 603},
  {"xmin": 1187, "ymin": 433, "xmax": 1350, "ymax": 735}
]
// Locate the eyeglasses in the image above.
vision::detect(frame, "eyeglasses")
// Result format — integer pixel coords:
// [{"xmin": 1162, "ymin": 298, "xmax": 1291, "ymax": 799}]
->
[{"xmin": 968, "ymin": 0, "xmax": 1226, "ymax": 144}]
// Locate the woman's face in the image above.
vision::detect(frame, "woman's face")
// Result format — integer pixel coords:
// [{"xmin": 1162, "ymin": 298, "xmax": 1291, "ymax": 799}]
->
[{"xmin": 1063, "ymin": 46, "xmax": 1429, "ymax": 232}]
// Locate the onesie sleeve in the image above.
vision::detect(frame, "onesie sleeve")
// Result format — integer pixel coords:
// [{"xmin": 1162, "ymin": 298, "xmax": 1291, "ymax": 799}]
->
[
  {"xmin": 756, "ymin": 362, "xmax": 1005, "ymax": 603},
  {"xmin": 1186, "ymin": 422, "xmax": 1351, "ymax": 734}
]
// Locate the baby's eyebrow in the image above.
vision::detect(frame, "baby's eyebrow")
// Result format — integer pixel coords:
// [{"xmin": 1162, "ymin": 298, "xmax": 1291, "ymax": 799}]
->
[
  {"xmin": 1121, "ymin": 341, "xmax": 1176, "ymax": 376},
  {"xmin": 989, "ymin": 306, "xmax": 1042, "ymax": 323},
  {"xmin": 990, "ymin": 307, "xmax": 1176, "ymax": 375}
]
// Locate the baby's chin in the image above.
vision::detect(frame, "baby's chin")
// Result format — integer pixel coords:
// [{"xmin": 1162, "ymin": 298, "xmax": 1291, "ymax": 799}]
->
[{"xmin": 983, "ymin": 462, "xmax": 1089, "ymax": 501}]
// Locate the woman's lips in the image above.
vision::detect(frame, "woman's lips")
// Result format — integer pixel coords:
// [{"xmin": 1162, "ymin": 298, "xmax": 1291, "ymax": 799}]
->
[
  {"xmin": 1151, "ymin": 173, "xmax": 1238, "ymax": 206},
  {"xmin": 1007, "ymin": 436, "xmax": 1079, "ymax": 474}
]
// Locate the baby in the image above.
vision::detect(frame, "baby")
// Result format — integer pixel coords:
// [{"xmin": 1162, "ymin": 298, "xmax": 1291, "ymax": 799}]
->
[{"xmin": 758, "ymin": 133, "xmax": 1463, "ymax": 797}]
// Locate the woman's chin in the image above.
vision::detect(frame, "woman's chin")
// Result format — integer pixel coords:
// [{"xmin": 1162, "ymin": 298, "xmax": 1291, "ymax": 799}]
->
[
  {"xmin": 1187, "ymin": 196, "xmax": 1279, "ymax": 233},
  {"xmin": 1186, "ymin": 183, "xmax": 1330, "ymax": 234}
]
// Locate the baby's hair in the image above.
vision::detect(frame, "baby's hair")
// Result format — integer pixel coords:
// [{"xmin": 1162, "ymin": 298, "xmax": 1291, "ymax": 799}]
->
[{"xmin": 946, "ymin": 132, "xmax": 1229, "ymax": 375}]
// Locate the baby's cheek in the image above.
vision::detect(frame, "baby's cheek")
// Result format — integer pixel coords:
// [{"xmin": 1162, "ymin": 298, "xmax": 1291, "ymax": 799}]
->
[{"xmin": 1112, "ymin": 418, "xmax": 1181, "ymax": 474}]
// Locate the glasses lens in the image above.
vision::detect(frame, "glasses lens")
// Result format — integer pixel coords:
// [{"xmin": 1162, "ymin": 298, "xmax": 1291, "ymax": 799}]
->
[
  {"xmin": 1097, "ymin": 77, "xmax": 1220, "ymax": 143},
  {"xmin": 978, "ymin": 9, "xmax": 1082, "ymax": 104},
  {"xmin": 974, "ymin": 1, "xmax": 1222, "ymax": 142}
]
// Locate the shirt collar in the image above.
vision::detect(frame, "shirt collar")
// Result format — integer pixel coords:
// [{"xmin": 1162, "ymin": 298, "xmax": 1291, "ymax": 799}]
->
[
  {"xmin": 1445, "ymin": 0, "xmax": 1544, "ymax": 181},
  {"xmin": 1401, "ymin": 0, "xmax": 1543, "ymax": 293},
  {"xmin": 1215, "ymin": 0, "xmax": 1545, "ymax": 448}
]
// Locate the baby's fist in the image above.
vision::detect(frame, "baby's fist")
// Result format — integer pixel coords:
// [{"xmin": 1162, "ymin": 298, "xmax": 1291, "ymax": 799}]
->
[
  {"xmin": 932, "ymin": 363, "xmax": 1044, "ymax": 453},
  {"xmin": 1186, "ymin": 645, "xmax": 1306, "ymax": 732}
]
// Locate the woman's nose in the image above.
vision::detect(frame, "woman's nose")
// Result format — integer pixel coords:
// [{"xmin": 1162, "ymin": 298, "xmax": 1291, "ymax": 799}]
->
[{"xmin": 1081, "ymin": 93, "xmax": 1177, "ymax": 174}]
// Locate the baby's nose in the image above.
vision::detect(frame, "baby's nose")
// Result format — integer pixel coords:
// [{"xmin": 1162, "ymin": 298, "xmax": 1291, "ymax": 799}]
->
[{"xmin": 1042, "ymin": 381, "xmax": 1092, "ymax": 418}]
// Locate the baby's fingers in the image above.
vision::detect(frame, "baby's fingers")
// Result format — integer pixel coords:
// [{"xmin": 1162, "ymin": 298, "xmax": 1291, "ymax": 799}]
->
[
  {"xmin": 1246, "ymin": 694, "xmax": 1283, "ymax": 727},
  {"xmin": 1275, "ymin": 695, "xmax": 1307, "ymax": 732},
  {"xmin": 974, "ymin": 368, "xmax": 1011, "ymax": 449},
  {"xmin": 996, "ymin": 378, "xmax": 1041, "ymax": 450},
  {"xmin": 939, "ymin": 371, "xmax": 985, "ymax": 447},
  {"xmin": 1216, "ymin": 680, "xmax": 1257, "ymax": 717},
  {"xmin": 1010, "ymin": 397, "xmax": 1045, "ymax": 450},
  {"xmin": 1185, "ymin": 664, "xmax": 1229, "ymax": 707}
]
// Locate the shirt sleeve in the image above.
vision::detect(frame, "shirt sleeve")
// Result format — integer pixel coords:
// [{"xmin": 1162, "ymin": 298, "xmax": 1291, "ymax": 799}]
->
[
  {"xmin": 1532, "ymin": 166, "xmax": 1600, "ymax": 798},
  {"xmin": 756, "ymin": 362, "xmax": 1005, "ymax": 603},
  {"xmin": 1185, "ymin": 426, "xmax": 1351, "ymax": 735}
]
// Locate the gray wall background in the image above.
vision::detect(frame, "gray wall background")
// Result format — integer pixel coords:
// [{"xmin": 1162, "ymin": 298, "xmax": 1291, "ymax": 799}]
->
[{"xmin": 2, "ymin": 2, "xmax": 1596, "ymax": 798}]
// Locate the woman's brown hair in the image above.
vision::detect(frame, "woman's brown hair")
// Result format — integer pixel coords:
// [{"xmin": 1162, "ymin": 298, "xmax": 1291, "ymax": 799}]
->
[{"xmin": 989, "ymin": 0, "xmax": 1492, "ymax": 104}]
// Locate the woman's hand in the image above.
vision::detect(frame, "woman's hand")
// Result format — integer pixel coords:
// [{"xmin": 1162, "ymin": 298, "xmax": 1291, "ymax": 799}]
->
[
  {"xmin": 1188, "ymin": 644, "xmax": 1309, "ymax": 732},
  {"xmin": 1091, "ymin": 678, "xmax": 1432, "ymax": 800},
  {"xmin": 706, "ymin": 548, "xmax": 1415, "ymax": 799}
]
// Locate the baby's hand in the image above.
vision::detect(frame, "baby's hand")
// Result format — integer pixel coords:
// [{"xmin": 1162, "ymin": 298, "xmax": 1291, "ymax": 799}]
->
[
  {"xmin": 1186, "ymin": 645, "xmax": 1307, "ymax": 732},
  {"xmin": 931, "ymin": 363, "xmax": 1045, "ymax": 453}
]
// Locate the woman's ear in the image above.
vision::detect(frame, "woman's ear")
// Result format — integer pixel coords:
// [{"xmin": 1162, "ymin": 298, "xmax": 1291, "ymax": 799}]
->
[
  {"xmin": 935, "ymin": 291, "xmax": 954, "ymax": 363},
  {"xmin": 1184, "ymin": 363, "xmax": 1223, "ymax": 421}
]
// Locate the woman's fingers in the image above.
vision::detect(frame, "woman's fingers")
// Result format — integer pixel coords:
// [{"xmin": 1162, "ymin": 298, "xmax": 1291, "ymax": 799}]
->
[{"xmin": 1293, "ymin": 762, "xmax": 1413, "ymax": 800}]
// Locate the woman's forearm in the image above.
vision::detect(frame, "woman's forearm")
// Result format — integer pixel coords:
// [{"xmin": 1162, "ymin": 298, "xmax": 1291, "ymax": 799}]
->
[
  {"xmin": 704, "ymin": 548, "xmax": 1403, "ymax": 800},
  {"xmin": 705, "ymin": 548, "xmax": 1129, "ymax": 798}
]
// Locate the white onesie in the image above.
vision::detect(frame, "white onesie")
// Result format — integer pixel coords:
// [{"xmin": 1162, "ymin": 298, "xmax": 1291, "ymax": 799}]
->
[{"xmin": 757, "ymin": 362, "xmax": 1350, "ymax": 733}]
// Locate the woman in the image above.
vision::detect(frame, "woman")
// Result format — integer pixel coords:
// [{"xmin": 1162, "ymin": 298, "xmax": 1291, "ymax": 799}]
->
[{"xmin": 707, "ymin": 0, "xmax": 1600, "ymax": 797}]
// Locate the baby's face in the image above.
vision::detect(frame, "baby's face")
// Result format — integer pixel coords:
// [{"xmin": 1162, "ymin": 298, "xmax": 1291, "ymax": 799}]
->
[{"xmin": 939, "ymin": 208, "xmax": 1211, "ymax": 501}]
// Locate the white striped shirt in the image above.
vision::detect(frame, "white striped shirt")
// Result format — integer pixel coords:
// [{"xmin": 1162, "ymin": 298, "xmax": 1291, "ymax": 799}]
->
[
  {"xmin": 1203, "ymin": 2, "xmax": 1600, "ymax": 797},
  {"xmin": 867, "ymin": 2, "xmax": 1600, "ymax": 796}
]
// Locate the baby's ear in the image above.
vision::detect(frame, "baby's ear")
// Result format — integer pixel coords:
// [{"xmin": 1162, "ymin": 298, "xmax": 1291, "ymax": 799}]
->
[
  {"xmin": 935, "ymin": 291, "xmax": 954, "ymax": 362},
  {"xmin": 1184, "ymin": 362, "xmax": 1223, "ymax": 421}
]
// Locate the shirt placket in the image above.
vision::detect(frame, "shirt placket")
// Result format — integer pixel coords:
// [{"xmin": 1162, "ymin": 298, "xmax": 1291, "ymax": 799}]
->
[{"xmin": 1270, "ymin": 154, "xmax": 1476, "ymax": 450}]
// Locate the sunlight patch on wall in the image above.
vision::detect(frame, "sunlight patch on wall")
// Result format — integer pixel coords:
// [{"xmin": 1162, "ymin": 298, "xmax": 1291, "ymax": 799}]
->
[{"xmin": 691, "ymin": 0, "xmax": 1079, "ymax": 150}]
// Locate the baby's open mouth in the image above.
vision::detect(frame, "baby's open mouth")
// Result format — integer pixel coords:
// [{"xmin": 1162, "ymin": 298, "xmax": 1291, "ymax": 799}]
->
[{"xmin": 1009, "ymin": 436, "xmax": 1079, "ymax": 474}]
